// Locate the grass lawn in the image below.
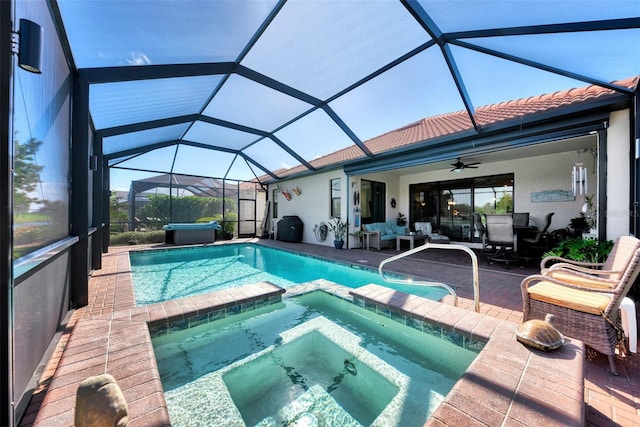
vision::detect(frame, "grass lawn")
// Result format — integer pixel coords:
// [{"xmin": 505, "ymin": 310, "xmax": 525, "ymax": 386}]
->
[{"xmin": 14, "ymin": 213, "xmax": 48, "ymax": 223}]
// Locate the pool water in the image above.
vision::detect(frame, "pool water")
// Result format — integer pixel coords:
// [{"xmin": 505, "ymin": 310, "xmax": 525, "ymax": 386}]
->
[
  {"xmin": 222, "ymin": 319, "xmax": 401, "ymax": 426},
  {"xmin": 152, "ymin": 291, "xmax": 480, "ymax": 426},
  {"xmin": 130, "ymin": 244, "xmax": 447, "ymax": 305}
]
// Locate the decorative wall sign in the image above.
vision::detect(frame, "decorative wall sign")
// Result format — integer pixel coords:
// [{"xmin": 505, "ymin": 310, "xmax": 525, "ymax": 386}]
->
[{"xmin": 531, "ymin": 190, "xmax": 575, "ymax": 203}]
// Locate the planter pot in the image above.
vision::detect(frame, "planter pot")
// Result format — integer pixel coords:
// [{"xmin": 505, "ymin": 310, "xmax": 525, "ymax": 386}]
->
[{"xmin": 334, "ymin": 239, "xmax": 344, "ymax": 249}]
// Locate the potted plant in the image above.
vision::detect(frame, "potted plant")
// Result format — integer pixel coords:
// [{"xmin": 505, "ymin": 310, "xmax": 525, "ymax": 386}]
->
[
  {"xmin": 396, "ymin": 212, "xmax": 407, "ymax": 226},
  {"xmin": 328, "ymin": 217, "xmax": 349, "ymax": 249},
  {"xmin": 583, "ymin": 194, "xmax": 596, "ymax": 232},
  {"xmin": 543, "ymin": 237, "xmax": 613, "ymax": 264},
  {"xmin": 350, "ymin": 230, "xmax": 365, "ymax": 249},
  {"xmin": 568, "ymin": 216, "xmax": 590, "ymax": 237}
]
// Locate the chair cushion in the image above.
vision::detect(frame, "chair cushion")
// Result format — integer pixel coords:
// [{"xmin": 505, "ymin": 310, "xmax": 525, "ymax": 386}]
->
[
  {"xmin": 383, "ymin": 223, "xmax": 396, "ymax": 235},
  {"xmin": 429, "ymin": 234, "xmax": 450, "ymax": 243},
  {"xmin": 415, "ymin": 222, "xmax": 432, "ymax": 234},
  {"xmin": 527, "ymin": 281, "xmax": 612, "ymax": 315},
  {"xmin": 364, "ymin": 223, "xmax": 380, "ymax": 232},
  {"xmin": 545, "ymin": 270, "xmax": 614, "ymax": 290}
]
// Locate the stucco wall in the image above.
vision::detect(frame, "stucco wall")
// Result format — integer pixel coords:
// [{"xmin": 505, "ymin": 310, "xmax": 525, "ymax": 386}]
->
[
  {"xmin": 397, "ymin": 150, "xmax": 597, "ymax": 234},
  {"xmin": 606, "ymin": 109, "xmax": 631, "ymax": 240},
  {"xmin": 272, "ymin": 169, "xmax": 402, "ymax": 248},
  {"xmin": 272, "ymin": 170, "xmax": 344, "ymax": 247}
]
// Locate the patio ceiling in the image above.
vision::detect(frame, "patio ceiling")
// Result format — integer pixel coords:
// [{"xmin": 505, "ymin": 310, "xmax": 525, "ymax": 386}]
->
[{"xmin": 55, "ymin": 0, "xmax": 640, "ymax": 184}]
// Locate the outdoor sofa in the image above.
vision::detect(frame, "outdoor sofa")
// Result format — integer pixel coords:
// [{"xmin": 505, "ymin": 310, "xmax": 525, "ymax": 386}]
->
[{"xmin": 362, "ymin": 220, "xmax": 407, "ymax": 250}]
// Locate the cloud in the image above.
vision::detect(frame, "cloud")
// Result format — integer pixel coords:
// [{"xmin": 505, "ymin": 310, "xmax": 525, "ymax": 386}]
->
[
  {"xmin": 281, "ymin": 162, "xmax": 292, "ymax": 170},
  {"xmin": 126, "ymin": 51, "xmax": 151, "ymax": 65}
]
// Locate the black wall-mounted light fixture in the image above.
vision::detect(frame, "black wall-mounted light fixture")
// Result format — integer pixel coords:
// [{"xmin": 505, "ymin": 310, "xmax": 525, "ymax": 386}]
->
[
  {"xmin": 12, "ymin": 19, "xmax": 44, "ymax": 74},
  {"xmin": 390, "ymin": 198, "xmax": 397, "ymax": 208}
]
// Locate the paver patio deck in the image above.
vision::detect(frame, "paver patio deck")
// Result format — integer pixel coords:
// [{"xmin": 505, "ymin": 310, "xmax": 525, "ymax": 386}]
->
[{"xmin": 18, "ymin": 239, "xmax": 640, "ymax": 426}]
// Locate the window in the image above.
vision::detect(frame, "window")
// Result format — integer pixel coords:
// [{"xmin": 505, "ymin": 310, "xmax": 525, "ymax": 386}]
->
[
  {"xmin": 272, "ymin": 189, "xmax": 278, "ymax": 218},
  {"xmin": 330, "ymin": 178, "xmax": 341, "ymax": 218},
  {"xmin": 410, "ymin": 174, "xmax": 513, "ymax": 241},
  {"xmin": 473, "ymin": 175, "xmax": 514, "ymax": 215}
]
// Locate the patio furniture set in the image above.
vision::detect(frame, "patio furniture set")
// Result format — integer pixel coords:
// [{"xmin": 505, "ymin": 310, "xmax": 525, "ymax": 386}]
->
[{"xmin": 361, "ymin": 220, "xmax": 450, "ymax": 250}]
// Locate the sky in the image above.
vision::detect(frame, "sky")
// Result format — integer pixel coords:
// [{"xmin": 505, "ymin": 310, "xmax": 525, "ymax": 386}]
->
[{"xmin": 51, "ymin": 0, "xmax": 640, "ymax": 191}]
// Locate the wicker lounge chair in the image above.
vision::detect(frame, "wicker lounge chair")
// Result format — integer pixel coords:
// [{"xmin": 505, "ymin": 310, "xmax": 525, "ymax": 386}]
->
[{"xmin": 521, "ymin": 235, "xmax": 640, "ymax": 374}]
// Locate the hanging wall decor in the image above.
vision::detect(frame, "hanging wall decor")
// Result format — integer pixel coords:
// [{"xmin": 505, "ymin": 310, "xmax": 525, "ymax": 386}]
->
[
  {"xmin": 291, "ymin": 186, "xmax": 301, "ymax": 196},
  {"xmin": 531, "ymin": 190, "xmax": 575, "ymax": 202},
  {"xmin": 572, "ymin": 163, "xmax": 587, "ymax": 196}
]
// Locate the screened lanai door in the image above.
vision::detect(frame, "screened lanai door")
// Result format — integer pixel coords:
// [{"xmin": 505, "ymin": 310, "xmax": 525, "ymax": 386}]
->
[{"xmin": 238, "ymin": 199, "xmax": 256, "ymax": 237}]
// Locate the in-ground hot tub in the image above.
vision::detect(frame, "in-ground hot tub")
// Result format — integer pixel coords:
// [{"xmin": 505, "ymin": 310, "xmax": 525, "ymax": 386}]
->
[
  {"xmin": 152, "ymin": 289, "xmax": 478, "ymax": 426},
  {"xmin": 162, "ymin": 220, "xmax": 221, "ymax": 245},
  {"xmin": 220, "ymin": 316, "xmax": 405, "ymax": 426}
]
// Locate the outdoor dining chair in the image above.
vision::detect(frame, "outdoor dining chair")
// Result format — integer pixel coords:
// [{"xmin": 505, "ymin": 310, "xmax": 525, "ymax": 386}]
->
[
  {"xmin": 472, "ymin": 212, "xmax": 493, "ymax": 260},
  {"xmin": 519, "ymin": 212, "xmax": 554, "ymax": 260},
  {"xmin": 521, "ymin": 235, "xmax": 640, "ymax": 374},
  {"xmin": 484, "ymin": 214, "xmax": 519, "ymax": 267}
]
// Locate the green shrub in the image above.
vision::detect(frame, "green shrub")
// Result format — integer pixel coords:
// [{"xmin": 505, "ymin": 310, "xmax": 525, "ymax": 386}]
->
[
  {"xmin": 137, "ymin": 195, "xmax": 236, "ymax": 224},
  {"xmin": 110, "ymin": 230, "xmax": 165, "ymax": 246},
  {"xmin": 198, "ymin": 214, "xmax": 237, "ymax": 238},
  {"xmin": 543, "ymin": 237, "xmax": 614, "ymax": 263}
]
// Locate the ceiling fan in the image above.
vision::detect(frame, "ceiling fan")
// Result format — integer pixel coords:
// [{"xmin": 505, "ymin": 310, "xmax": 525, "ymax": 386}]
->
[{"xmin": 450, "ymin": 158, "xmax": 481, "ymax": 173}]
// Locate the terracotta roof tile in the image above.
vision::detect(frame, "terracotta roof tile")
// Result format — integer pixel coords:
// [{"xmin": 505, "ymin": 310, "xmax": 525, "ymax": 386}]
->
[{"xmin": 269, "ymin": 76, "xmax": 638, "ymax": 181}]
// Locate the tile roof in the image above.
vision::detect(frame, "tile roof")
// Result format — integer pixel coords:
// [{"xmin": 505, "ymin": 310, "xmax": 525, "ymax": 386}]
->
[{"xmin": 270, "ymin": 76, "xmax": 639, "ymax": 180}]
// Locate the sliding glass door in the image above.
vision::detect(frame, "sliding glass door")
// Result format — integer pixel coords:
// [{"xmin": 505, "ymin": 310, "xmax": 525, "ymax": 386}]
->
[
  {"xmin": 473, "ymin": 175, "xmax": 514, "ymax": 215},
  {"xmin": 440, "ymin": 184, "xmax": 472, "ymax": 241},
  {"xmin": 410, "ymin": 174, "xmax": 513, "ymax": 242},
  {"xmin": 361, "ymin": 180, "xmax": 385, "ymax": 224}
]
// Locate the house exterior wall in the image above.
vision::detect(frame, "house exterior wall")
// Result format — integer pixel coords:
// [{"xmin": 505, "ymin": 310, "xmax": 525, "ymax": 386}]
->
[
  {"xmin": 271, "ymin": 170, "xmax": 344, "ymax": 246},
  {"xmin": 513, "ymin": 150, "xmax": 594, "ymax": 233},
  {"xmin": 272, "ymin": 168, "xmax": 403, "ymax": 248},
  {"xmin": 397, "ymin": 150, "xmax": 597, "ymax": 235},
  {"xmin": 606, "ymin": 109, "xmax": 632, "ymax": 240},
  {"xmin": 272, "ymin": 109, "xmax": 633, "ymax": 247}
]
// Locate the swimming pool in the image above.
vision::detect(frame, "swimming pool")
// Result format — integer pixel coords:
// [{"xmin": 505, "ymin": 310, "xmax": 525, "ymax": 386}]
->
[
  {"xmin": 130, "ymin": 244, "xmax": 448, "ymax": 305},
  {"xmin": 152, "ymin": 290, "xmax": 481, "ymax": 426}
]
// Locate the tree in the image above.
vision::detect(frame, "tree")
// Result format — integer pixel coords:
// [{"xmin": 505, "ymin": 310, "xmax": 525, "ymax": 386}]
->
[
  {"xmin": 495, "ymin": 193, "xmax": 513, "ymax": 213},
  {"xmin": 13, "ymin": 136, "xmax": 43, "ymax": 216},
  {"xmin": 138, "ymin": 194, "xmax": 236, "ymax": 224},
  {"xmin": 110, "ymin": 196, "xmax": 129, "ymax": 232}
]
